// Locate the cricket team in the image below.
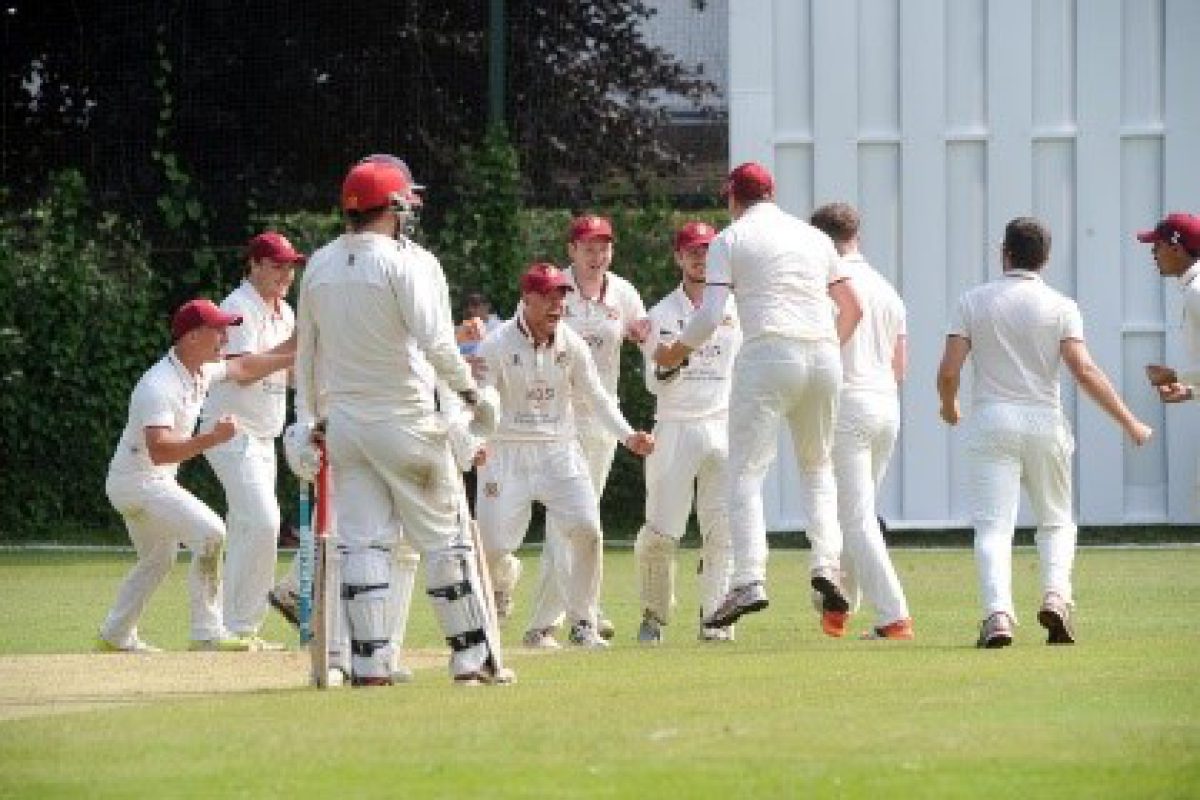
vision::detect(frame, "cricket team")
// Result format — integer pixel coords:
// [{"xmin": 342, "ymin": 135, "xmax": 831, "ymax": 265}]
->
[{"xmin": 97, "ymin": 156, "xmax": 1197, "ymax": 683}]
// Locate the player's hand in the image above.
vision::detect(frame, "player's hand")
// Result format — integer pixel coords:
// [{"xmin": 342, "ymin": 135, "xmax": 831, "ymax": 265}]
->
[
  {"xmin": 1126, "ymin": 420, "xmax": 1153, "ymax": 446},
  {"xmin": 626, "ymin": 317, "xmax": 652, "ymax": 344},
  {"xmin": 654, "ymin": 340, "xmax": 691, "ymax": 370},
  {"xmin": 211, "ymin": 414, "xmax": 239, "ymax": 445},
  {"xmin": 472, "ymin": 445, "xmax": 488, "ymax": 468},
  {"xmin": 1145, "ymin": 364, "xmax": 1178, "ymax": 387},
  {"xmin": 457, "ymin": 317, "xmax": 486, "ymax": 344},
  {"xmin": 1157, "ymin": 382, "xmax": 1195, "ymax": 404},
  {"xmin": 939, "ymin": 402, "xmax": 961, "ymax": 426},
  {"xmin": 624, "ymin": 431, "xmax": 654, "ymax": 456}
]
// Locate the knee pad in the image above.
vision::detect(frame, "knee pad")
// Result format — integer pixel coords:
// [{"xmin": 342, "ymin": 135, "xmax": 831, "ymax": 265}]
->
[
  {"xmin": 342, "ymin": 546, "xmax": 394, "ymax": 680},
  {"xmin": 635, "ymin": 525, "xmax": 676, "ymax": 624},
  {"xmin": 426, "ymin": 544, "xmax": 496, "ymax": 678}
]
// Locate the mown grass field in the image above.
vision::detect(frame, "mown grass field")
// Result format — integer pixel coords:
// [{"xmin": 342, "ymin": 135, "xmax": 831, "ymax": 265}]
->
[{"xmin": 0, "ymin": 545, "xmax": 1197, "ymax": 799}]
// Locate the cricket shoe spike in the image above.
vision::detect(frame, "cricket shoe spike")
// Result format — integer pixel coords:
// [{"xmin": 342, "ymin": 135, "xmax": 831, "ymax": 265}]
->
[
  {"xmin": 1036, "ymin": 592, "xmax": 1076, "ymax": 645},
  {"xmin": 703, "ymin": 582, "xmax": 768, "ymax": 629},
  {"xmin": 976, "ymin": 611, "xmax": 1014, "ymax": 649}
]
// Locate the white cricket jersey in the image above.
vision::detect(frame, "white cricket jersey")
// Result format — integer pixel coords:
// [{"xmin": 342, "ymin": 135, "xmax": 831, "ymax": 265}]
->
[
  {"xmin": 949, "ymin": 270, "xmax": 1084, "ymax": 410},
  {"xmin": 477, "ymin": 315, "xmax": 635, "ymax": 443},
  {"xmin": 108, "ymin": 351, "xmax": 229, "ymax": 479},
  {"xmin": 643, "ymin": 285, "xmax": 741, "ymax": 421},
  {"xmin": 199, "ymin": 281, "xmax": 294, "ymax": 438},
  {"xmin": 838, "ymin": 254, "xmax": 906, "ymax": 395},
  {"xmin": 295, "ymin": 232, "xmax": 474, "ymax": 424},
  {"xmin": 562, "ymin": 267, "xmax": 646, "ymax": 417},
  {"xmin": 703, "ymin": 202, "xmax": 845, "ymax": 345},
  {"xmin": 1177, "ymin": 263, "xmax": 1200, "ymax": 390}
]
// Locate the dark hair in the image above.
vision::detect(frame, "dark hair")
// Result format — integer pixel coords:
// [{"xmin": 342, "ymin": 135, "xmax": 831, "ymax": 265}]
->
[
  {"xmin": 810, "ymin": 203, "xmax": 860, "ymax": 244},
  {"xmin": 1003, "ymin": 217, "xmax": 1051, "ymax": 269}
]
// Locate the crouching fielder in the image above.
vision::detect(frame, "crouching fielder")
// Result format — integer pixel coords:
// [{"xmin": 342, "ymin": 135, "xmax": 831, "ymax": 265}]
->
[
  {"xmin": 474, "ymin": 263, "xmax": 654, "ymax": 649},
  {"xmin": 636, "ymin": 221, "xmax": 741, "ymax": 644},
  {"xmin": 295, "ymin": 158, "xmax": 506, "ymax": 685}
]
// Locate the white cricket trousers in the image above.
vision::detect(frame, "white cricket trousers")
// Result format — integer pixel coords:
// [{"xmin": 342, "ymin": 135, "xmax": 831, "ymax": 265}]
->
[
  {"xmin": 727, "ymin": 336, "xmax": 843, "ymax": 587},
  {"xmin": 832, "ymin": 390, "xmax": 909, "ymax": 625},
  {"xmin": 205, "ymin": 433, "xmax": 280, "ymax": 636},
  {"xmin": 637, "ymin": 416, "xmax": 731, "ymax": 621},
  {"xmin": 967, "ymin": 403, "xmax": 1077, "ymax": 620},
  {"xmin": 526, "ymin": 426, "xmax": 616, "ymax": 631},
  {"xmin": 476, "ymin": 440, "xmax": 603, "ymax": 628},
  {"xmin": 101, "ymin": 474, "xmax": 227, "ymax": 644}
]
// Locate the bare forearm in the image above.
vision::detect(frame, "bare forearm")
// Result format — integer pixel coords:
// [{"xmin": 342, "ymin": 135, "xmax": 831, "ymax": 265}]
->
[
  {"xmin": 1076, "ymin": 364, "xmax": 1139, "ymax": 428},
  {"xmin": 147, "ymin": 430, "xmax": 221, "ymax": 466}
]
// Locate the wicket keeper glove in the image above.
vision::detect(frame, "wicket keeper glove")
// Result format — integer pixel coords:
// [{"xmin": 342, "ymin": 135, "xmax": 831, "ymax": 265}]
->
[
  {"xmin": 654, "ymin": 357, "xmax": 689, "ymax": 384},
  {"xmin": 283, "ymin": 421, "xmax": 321, "ymax": 482},
  {"xmin": 467, "ymin": 386, "xmax": 501, "ymax": 438}
]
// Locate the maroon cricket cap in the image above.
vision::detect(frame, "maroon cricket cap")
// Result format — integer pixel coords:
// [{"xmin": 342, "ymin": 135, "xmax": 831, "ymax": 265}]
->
[
  {"xmin": 1137, "ymin": 212, "xmax": 1200, "ymax": 254},
  {"xmin": 569, "ymin": 215, "xmax": 614, "ymax": 243},
  {"xmin": 247, "ymin": 231, "xmax": 306, "ymax": 264},
  {"xmin": 172, "ymin": 298, "xmax": 243, "ymax": 340},
  {"xmin": 721, "ymin": 161, "xmax": 775, "ymax": 205},
  {"xmin": 519, "ymin": 263, "xmax": 574, "ymax": 295},
  {"xmin": 674, "ymin": 221, "xmax": 718, "ymax": 252}
]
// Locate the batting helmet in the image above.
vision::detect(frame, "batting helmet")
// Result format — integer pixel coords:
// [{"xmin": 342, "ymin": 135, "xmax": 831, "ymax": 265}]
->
[{"xmin": 341, "ymin": 160, "xmax": 423, "ymax": 213}]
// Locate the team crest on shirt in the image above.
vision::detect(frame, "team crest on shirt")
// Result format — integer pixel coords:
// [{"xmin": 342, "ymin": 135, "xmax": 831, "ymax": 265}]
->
[{"xmin": 484, "ymin": 481, "xmax": 500, "ymax": 498}]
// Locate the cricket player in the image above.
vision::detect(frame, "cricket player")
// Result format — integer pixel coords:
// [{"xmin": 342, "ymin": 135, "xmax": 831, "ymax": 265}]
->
[
  {"xmin": 937, "ymin": 216, "xmax": 1152, "ymax": 648},
  {"xmin": 294, "ymin": 157, "xmax": 507, "ymax": 685},
  {"xmin": 809, "ymin": 203, "xmax": 912, "ymax": 640},
  {"xmin": 475, "ymin": 263, "xmax": 654, "ymax": 649},
  {"xmin": 199, "ymin": 231, "xmax": 302, "ymax": 651},
  {"xmin": 1138, "ymin": 212, "xmax": 1200, "ymax": 513},
  {"xmin": 503, "ymin": 215, "xmax": 650, "ymax": 648},
  {"xmin": 656, "ymin": 162, "xmax": 863, "ymax": 636},
  {"xmin": 98, "ymin": 298, "xmax": 294, "ymax": 653},
  {"xmin": 635, "ymin": 221, "xmax": 741, "ymax": 644}
]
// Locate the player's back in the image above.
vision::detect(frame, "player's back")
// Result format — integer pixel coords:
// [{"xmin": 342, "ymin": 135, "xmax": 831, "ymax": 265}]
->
[{"xmin": 840, "ymin": 256, "xmax": 905, "ymax": 395}]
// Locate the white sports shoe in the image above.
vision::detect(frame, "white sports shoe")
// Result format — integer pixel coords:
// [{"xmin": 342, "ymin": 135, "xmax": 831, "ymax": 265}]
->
[
  {"xmin": 568, "ymin": 620, "xmax": 610, "ymax": 649},
  {"xmin": 698, "ymin": 624, "xmax": 735, "ymax": 643},
  {"xmin": 521, "ymin": 627, "xmax": 562, "ymax": 650},
  {"xmin": 637, "ymin": 612, "xmax": 663, "ymax": 644},
  {"xmin": 703, "ymin": 582, "xmax": 769, "ymax": 628},
  {"xmin": 95, "ymin": 636, "xmax": 162, "ymax": 654}
]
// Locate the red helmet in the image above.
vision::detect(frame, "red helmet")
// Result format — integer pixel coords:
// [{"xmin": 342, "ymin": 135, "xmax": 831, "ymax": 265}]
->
[{"xmin": 341, "ymin": 160, "xmax": 423, "ymax": 213}]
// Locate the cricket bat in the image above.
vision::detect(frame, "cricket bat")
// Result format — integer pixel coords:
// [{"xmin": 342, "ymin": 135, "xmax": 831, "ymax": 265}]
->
[
  {"xmin": 310, "ymin": 445, "xmax": 338, "ymax": 688},
  {"xmin": 467, "ymin": 514, "xmax": 508, "ymax": 678},
  {"xmin": 296, "ymin": 484, "xmax": 314, "ymax": 644}
]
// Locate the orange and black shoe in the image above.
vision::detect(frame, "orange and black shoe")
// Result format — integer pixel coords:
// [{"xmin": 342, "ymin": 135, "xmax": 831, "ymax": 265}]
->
[{"xmin": 861, "ymin": 617, "xmax": 914, "ymax": 640}]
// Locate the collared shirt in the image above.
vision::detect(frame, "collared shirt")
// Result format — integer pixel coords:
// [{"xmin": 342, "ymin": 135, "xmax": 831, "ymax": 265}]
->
[
  {"xmin": 562, "ymin": 267, "xmax": 646, "ymax": 417},
  {"xmin": 295, "ymin": 232, "xmax": 474, "ymax": 424},
  {"xmin": 108, "ymin": 350, "xmax": 228, "ymax": 479},
  {"xmin": 477, "ymin": 315, "xmax": 635, "ymax": 443},
  {"xmin": 839, "ymin": 254, "xmax": 906, "ymax": 396},
  {"xmin": 695, "ymin": 202, "xmax": 845, "ymax": 346},
  {"xmin": 1177, "ymin": 262, "xmax": 1200, "ymax": 390},
  {"xmin": 643, "ymin": 285, "xmax": 741, "ymax": 421},
  {"xmin": 200, "ymin": 280, "xmax": 294, "ymax": 439},
  {"xmin": 949, "ymin": 269, "xmax": 1084, "ymax": 410}
]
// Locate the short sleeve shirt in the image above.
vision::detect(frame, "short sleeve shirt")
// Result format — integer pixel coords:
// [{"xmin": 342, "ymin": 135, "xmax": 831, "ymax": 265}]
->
[
  {"xmin": 706, "ymin": 202, "xmax": 845, "ymax": 344},
  {"xmin": 949, "ymin": 270, "xmax": 1084, "ymax": 410},
  {"xmin": 839, "ymin": 255, "xmax": 906, "ymax": 395},
  {"xmin": 109, "ymin": 351, "xmax": 229, "ymax": 479},
  {"xmin": 562, "ymin": 268, "xmax": 646, "ymax": 417},
  {"xmin": 200, "ymin": 281, "xmax": 294, "ymax": 438}
]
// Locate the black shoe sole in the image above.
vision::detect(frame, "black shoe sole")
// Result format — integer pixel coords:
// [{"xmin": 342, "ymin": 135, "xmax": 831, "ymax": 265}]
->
[
  {"xmin": 811, "ymin": 576, "xmax": 850, "ymax": 614},
  {"xmin": 705, "ymin": 597, "xmax": 768, "ymax": 629},
  {"xmin": 267, "ymin": 592, "xmax": 300, "ymax": 628},
  {"xmin": 978, "ymin": 634, "xmax": 1013, "ymax": 649},
  {"xmin": 1037, "ymin": 608, "xmax": 1076, "ymax": 645}
]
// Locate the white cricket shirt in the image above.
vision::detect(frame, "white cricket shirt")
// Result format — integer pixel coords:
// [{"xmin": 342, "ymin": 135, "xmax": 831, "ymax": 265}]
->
[
  {"xmin": 108, "ymin": 350, "xmax": 229, "ymax": 479},
  {"xmin": 643, "ymin": 285, "xmax": 740, "ymax": 421},
  {"xmin": 295, "ymin": 232, "xmax": 474, "ymax": 424},
  {"xmin": 839, "ymin": 254, "xmax": 906, "ymax": 396},
  {"xmin": 949, "ymin": 270, "xmax": 1084, "ymax": 410},
  {"xmin": 477, "ymin": 315, "xmax": 635, "ymax": 443},
  {"xmin": 1177, "ymin": 262, "xmax": 1200, "ymax": 390},
  {"xmin": 693, "ymin": 202, "xmax": 845, "ymax": 346},
  {"xmin": 200, "ymin": 281, "xmax": 294, "ymax": 438},
  {"xmin": 562, "ymin": 267, "xmax": 646, "ymax": 417}
]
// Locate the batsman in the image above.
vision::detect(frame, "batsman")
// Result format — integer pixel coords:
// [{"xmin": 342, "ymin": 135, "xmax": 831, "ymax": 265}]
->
[{"xmin": 293, "ymin": 157, "xmax": 509, "ymax": 686}]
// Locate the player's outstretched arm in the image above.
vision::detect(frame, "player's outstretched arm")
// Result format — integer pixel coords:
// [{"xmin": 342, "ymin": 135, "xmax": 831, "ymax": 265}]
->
[{"xmin": 1062, "ymin": 339, "xmax": 1153, "ymax": 445}]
